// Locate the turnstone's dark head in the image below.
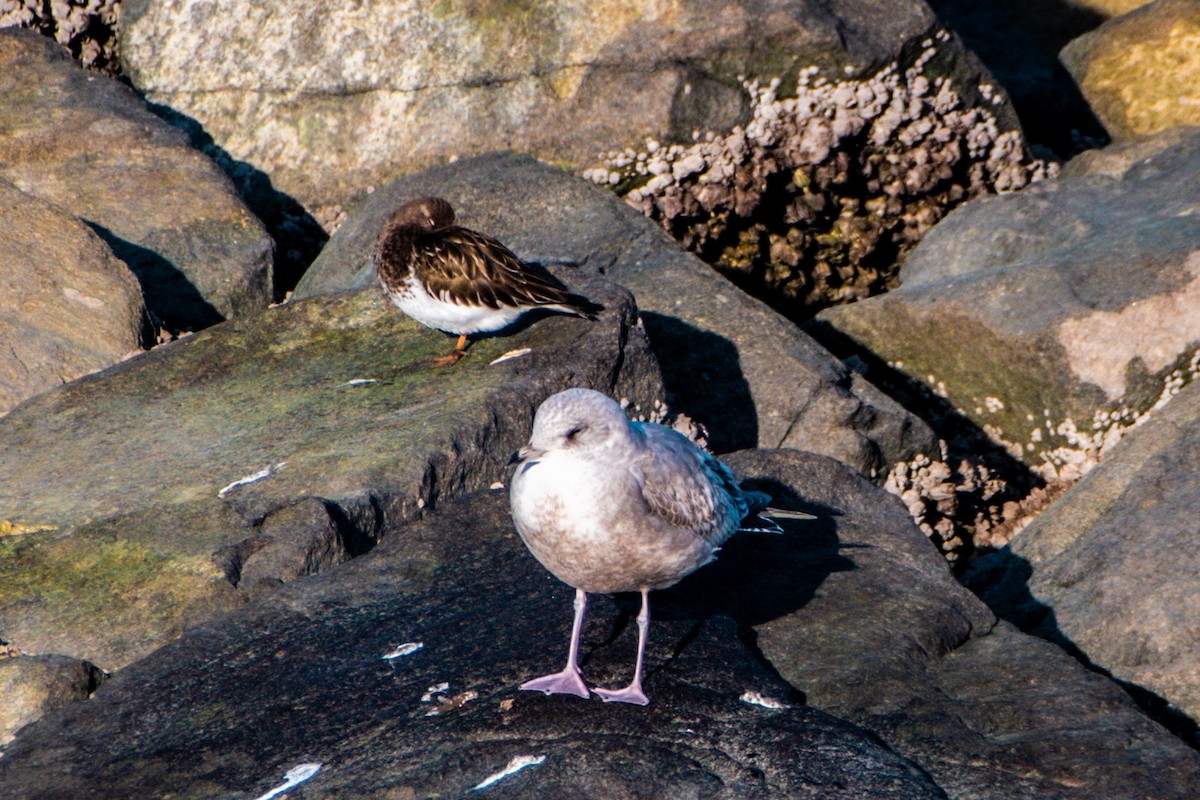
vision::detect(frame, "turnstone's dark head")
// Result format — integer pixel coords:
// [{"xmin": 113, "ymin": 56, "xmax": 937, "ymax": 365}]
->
[{"xmin": 383, "ymin": 196, "xmax": 456, "ymax": 234}]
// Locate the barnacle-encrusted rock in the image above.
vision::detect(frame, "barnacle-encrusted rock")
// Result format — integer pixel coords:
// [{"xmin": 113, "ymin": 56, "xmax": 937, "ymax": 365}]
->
[
  {"xmin": 816, "ymin": 131, "xmax": 1200, "ymax": 556},
  {"xmin": 1061, "ymin": 0, "xmax": 1200, "ymax": 140},
  {"xmin": 589, "ymin": 36, "xmax": 1056, "ymax": 314},
  {"xmin": 0, "ymin": 0, "xmax": 120, "ymax": 73},
  {"xmin": 121, "ymin": 0, "xmax": 998, "ymax": 233},
  {"xmin": 0, "ymin": 177, "xmax": 146, "ymax": 417}
]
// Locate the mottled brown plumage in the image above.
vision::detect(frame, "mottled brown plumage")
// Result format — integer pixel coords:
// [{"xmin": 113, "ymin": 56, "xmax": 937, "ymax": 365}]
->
[{"xmin": 373, "ymin": 197, "xmax": 599, "ymax": 365}]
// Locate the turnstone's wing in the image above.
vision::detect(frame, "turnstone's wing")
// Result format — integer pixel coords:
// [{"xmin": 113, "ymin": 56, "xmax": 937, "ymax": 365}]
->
[
  {"xmin": 417, "ymin": 227, "xmax": 597, "ymax": 316},
  {"xmin": 628, "ymin": 423, "xmax": 750, "ymax": 547}
]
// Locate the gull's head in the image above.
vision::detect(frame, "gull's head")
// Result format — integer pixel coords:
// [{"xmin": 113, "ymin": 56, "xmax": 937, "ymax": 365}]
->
[{"xmin": 515, "ymin": 388, "xmax": 635, "ymax": 463}]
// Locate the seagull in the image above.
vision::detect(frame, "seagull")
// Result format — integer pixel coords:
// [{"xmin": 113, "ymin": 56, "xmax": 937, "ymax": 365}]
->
[
  {"xmin": 508, "ymin": 388, "xmax": 813, "ymax": 705},
  {"xmin": 373, "ymin": 197, "xmax": 600, "ymax": 366}
]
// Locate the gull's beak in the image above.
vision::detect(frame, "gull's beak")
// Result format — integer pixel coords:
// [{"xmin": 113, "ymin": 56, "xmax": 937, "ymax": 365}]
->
[{"xmin": 507, "ymin": 445, "xmax": 542, "ymax": 466}]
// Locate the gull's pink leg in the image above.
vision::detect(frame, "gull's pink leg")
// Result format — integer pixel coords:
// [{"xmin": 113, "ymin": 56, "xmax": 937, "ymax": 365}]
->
[
  {"xmin": 594, "ymin": 588, "xmax": 651, "ymax": 706},
  {"xmin": 520, "ymin": 588, "xmax": 590, "ymax": 698}
]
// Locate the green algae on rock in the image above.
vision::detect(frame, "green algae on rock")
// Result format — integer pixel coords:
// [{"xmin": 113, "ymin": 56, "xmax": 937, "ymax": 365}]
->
[{"xmin": 0, "ymin": 277, "xmax": 661, "ymax": 672}]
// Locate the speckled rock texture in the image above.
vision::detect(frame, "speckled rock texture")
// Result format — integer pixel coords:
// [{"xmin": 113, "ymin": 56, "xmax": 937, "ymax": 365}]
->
[
  {"xmin": 295, "ymin": 153, "xmax": 937, "ymax": 476},
  {"xmin": 0, "ymin": 177, "xmax": 146, "ymax": 417},
  {"xmin": 1061, "ymin": 0, "xmax": 1200, "ymax": 141},
  {"xmin": 0, "ymin": 27, "xmax": 273, "ymax": 332},
  {"xmin": 969, "ymin": 380, "xmax": 1200, "ymax": 728},
  {"xmin": 119, "ymin": 0, "xmax": 961, "ymax": 222},
  {"xmin": 0, "ymin": 654, "xmax": 105, "ymax": 747},
  {"xmin": 812, "ymin": 129, "xmax": 1200, "ymax": 482},
  {"xmin": 5, "ymin": 452, "xmax": 1197, "ymax": 798},
  {"xmin": 724, "ymin": 450, "xmax": 1200, "ymax": 800},
  {"xmin": 0, "ymin": 271, "xmax": 661, "ymax": 673}
]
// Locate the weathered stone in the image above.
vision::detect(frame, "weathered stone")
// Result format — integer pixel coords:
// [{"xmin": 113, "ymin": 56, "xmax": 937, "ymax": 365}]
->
[
  {"xmin": 813, "ymin": 129, "xmax": 1200, "ymax": 479},
  {"xmin": 1061, "ymin": 125, "xmax": 1200, "ymax": 178},
  {"xmin": 120, "ymin": 0, "xmax": 958, "ymax": 222},
  {"xmin": 0, "ymin": 654, "xmax": 104, "ymax": 747},
  {"xmin": 0, "ymin": 177, "xmax": 145, "ymax": 417},
  {"xmin": 0, "ymin": 27, "xmax": 273, "ymax": 331},
  {"xmin": 295, "ymin": 153, "xmax": 937, "ymax": 475},
  {"xmin": 1061, "ymin": 0, "xmax": 1200, "ymax": 140},
  {"xmin": 0, "ymin": 271, "xmax": 660, "ymax": 672},
  {"xmin": 0, "ymin": 490, "xmax": 946, "ymax": 800},
  {"xmin": 0, "ymin": 0, "xmax": 121, "ymax": 73},
  {"xmin": 724, "ymin": 449, "xmax": 1200, "ymax": 800},
  {"xmin": 969, "ymin": 380, "xmax": 1200, "ymax": 728}
]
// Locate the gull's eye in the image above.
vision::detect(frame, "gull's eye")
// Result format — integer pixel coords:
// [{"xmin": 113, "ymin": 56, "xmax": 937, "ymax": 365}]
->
[{"xmin": 564, "ymin": 424, "xmax": 588, "ymax": 443}]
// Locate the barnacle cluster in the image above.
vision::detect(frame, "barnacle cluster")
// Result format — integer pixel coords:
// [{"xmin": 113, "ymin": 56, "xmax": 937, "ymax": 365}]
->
[
  {"xmin": 0, "ymin": 0, "xmax": 121, "ymax": 73},
  {"xmin": 585, "ymin": 32, "xmax": 1057, "ymax": 315}
]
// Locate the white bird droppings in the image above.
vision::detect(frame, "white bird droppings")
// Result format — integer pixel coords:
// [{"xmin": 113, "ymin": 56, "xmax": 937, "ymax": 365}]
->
[
  {"xmin": 251, "ymin": 762, "xmax": 322, "ymax": 800},
  {"xmin": 489, "ymin": 348, "xmax": 532, "ymax": 365},
  {"xmin": 382, "ymin": 642, "xmax": 424, "ymax": 660},
  {"xmin": 218, "ymin": 462, "xmax": 288, "ymax": 498},
  {"xmin": 740, "ymin": 691, "xmax": 789, "ymax": 710},
  {"xmin": 472, "ymin": 755, "xmax": 546, "ymax": 791}
]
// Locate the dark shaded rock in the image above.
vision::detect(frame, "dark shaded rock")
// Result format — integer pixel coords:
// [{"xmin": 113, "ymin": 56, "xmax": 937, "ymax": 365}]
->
[
  {"xmin": 724, "ymin": 449, "xmax": 1200, "ymax": 800},
  {"xmin": 0, "ymin": 272, "xmax": 660, "ymax": 672},
  {"xmin": 0, "ymin": 27, "xmax": 273, "ymax": 331},
  {"xmin": 0, "ymin": 654, "xmax": 105, "ymax": 746},
  {"xmin": 0, "ymin": 490, "xmax": 945, "ymax": 800},
  {"xmin": 295, "ymin": 153, "xmax": 937, "ymax": 476},
  {"xmin": 925, "ymin": 0, "xmax": 1110, "ymax": 157},
  {"xmin": 969, "ymin": 380, "xmax": 1200, "ymax": 729},
  {"xmin": 813, "ymin": 129, "xmax": 1200, "ymax": 479},
  {"xmin": 0, "ymin": 177, "xmax": 146, "ymax": 417}
]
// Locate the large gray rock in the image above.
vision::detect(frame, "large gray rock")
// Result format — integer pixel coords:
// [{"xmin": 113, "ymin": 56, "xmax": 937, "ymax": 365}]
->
[
  {"xmin": 0, "ymin": 27, "xmax": 273, "ymax": 331},
  {"xmin": 5, "ymin": 450, "xmax": 1196, "ymax": 798},
  {"xmin": 970, "ymin": 380, "xmax": 1200, "ymax": 727},
  {"xmin": 813, "ymin": 129, "xmax": 1200, "ymax": 479},
  {"xmin": 295, "ymin": 153, "xmax": 937, "ymax": 475},
  {"xmin": 0, "ymin": 271, "xmax": 660, "ymax": 673},
  {"xmin": 0, "ymin": 490, "xmax": 947, "ymax": 800},
  {"xmin": 0, "ymin": 178, "xmax": 146, "ymax": 417},
  {"xmin": 724, "ymin": 449, "xmax": 1200, "ymax": 799},
  {"xmin": 120, "ymin": 0, "xmax": 953, "ymax": 220}
]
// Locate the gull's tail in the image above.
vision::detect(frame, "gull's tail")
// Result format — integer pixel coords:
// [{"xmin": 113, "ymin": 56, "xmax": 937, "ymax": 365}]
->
[{"xmin": 740, "ymin": 490, "xmax": 816, "ymax": 533}]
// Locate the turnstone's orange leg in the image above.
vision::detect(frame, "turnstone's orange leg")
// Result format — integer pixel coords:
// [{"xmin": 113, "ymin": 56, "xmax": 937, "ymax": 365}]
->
[{"xmin": 431, "ymin": 334, "xmax": 471, "ymax": 367}]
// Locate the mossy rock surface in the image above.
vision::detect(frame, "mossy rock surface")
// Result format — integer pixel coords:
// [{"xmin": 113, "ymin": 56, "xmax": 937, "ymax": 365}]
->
[
  {"xmin": 1061, "ymin": 0, "xmax": 1200, "ymax": 140},
  {"xmin": 0, "ymin": 276, "xmax": 661, "ymax": 671},
  {"xmin": 814, "ymin": 131, "xmax": 1200, "ymax": 475}
]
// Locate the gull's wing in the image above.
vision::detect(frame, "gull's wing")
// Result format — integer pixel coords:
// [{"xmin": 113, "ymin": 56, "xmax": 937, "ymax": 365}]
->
[
  {"xmin": 416, "ymin": 226, "xmax": 596, "ymax": 315},
  {"xmin": 628, "ymin": 423, "xmax": 749, "ymax": 547}
]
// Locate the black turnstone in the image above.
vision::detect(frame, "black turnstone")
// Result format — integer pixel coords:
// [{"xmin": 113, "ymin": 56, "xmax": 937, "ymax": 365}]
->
[
  {"xmin": 373, "ymin": 197, "xmax": 599, "ymax": 366},
  {"xmin": 508, "ymin": 388, "xmax": 813, "ymax": 705}
]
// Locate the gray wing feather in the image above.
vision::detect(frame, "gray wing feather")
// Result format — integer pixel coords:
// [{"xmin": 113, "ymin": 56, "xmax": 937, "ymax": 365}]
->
[{"xmin": 629, "ymin": 424, "xmax": 750, "ymax": 547}]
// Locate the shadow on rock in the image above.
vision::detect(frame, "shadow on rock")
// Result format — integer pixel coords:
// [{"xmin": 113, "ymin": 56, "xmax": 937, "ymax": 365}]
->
[
  {"xmin": 641, "ymin": 311, "xmax": 757, "ymax": 453},
  {"xmin": 85, "ymin": 220, "xmax": 220, "ymax": 334},
  {"xmin": 967, "ymin": 547, "xmax": 1200, "ymax": 750},
  {"xmin": 142, "ymin": 101, "xmax": 328, "ymax": 299}
]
